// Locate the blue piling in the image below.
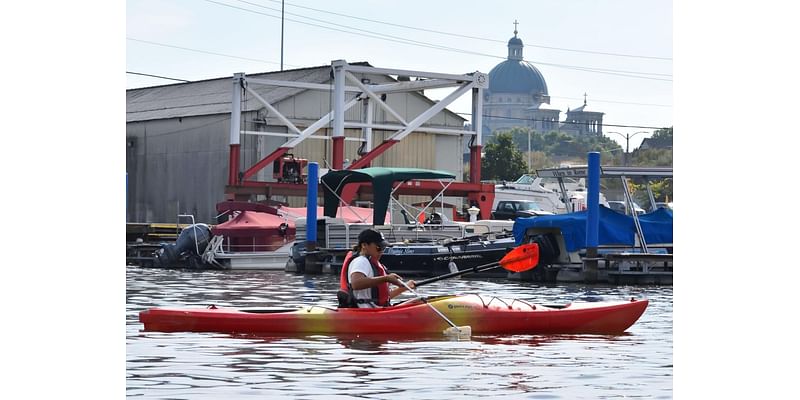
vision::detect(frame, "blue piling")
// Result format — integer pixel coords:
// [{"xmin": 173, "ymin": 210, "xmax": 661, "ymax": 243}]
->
[
  {"xmin": 305, "ymin": 162, "xmax": 320, "ymax": 274},
  {"xmin": 586, "ymin": 152, "xmax": 600, "ymax": 249},
  {"xmin": 306, "ymin": 162, "xmax": 318, "ymax": 245},
  {"xmin": 584, "ymin": 152, "xmax": 600, "ymax": 282}
]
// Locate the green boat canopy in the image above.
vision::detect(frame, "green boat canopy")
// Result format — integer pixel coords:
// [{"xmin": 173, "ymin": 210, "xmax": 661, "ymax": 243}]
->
[{"xmin": 321, "ymin": 167, "xmax": 456, "ymax": 225}]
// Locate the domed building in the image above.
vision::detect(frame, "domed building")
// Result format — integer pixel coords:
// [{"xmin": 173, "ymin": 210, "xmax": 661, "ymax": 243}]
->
[{"xmin": 483, "ymin": 25, "xmax": 603, "ymax": 138}]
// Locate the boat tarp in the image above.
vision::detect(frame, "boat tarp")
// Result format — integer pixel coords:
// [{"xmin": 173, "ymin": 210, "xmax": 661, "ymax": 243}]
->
[
  {"xmin": 321, "ymin": 167, "xmax": 455, "ymax": 225},
  {"xmin": 513, "ymin": 206, "xmax": 673, "ymax": 251},
  {"xmin": 212, "ymin": 211, "xmax": 294, "ymax": 237}
]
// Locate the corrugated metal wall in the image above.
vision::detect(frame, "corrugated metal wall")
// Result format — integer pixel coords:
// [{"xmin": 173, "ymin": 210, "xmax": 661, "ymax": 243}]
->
[{"xmin": 126, "ymin": 114, "xmax": 232, "ymax": 223}]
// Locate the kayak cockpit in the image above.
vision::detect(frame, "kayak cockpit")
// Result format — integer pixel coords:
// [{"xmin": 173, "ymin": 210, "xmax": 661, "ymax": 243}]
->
[{"xmin": 235, "ymin": 307, "xmax": 299, "ymax": 314}]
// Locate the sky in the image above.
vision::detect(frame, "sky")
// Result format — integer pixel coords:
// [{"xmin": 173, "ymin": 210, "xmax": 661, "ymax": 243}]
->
[{"xmin": 126, "ymin": 0, "xmax": 673, "ymax": 149}]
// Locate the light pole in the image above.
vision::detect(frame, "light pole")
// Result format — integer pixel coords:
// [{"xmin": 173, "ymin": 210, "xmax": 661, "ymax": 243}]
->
[
  {"xmin": 607, "ymin": 131, "xmax": 650, "ymax": 166},
  {"xmin": 280, "ymin": 0, "xmax": 285, "ymax": 71},
  {"xmin": 527, "ymin": 129, "xmax": 531, "ymax": 172}
]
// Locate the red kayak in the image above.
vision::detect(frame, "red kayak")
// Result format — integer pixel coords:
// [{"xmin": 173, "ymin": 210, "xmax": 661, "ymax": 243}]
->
[{"xmin": 139, "ymin": 294, "xmax": 648, "ymax": 336}]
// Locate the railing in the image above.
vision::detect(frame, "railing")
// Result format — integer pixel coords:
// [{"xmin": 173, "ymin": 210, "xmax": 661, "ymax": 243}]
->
[
  {"xmin": 177, "ymin": 214, "xmax": 201, "ymax": 255},
  {"xmin": 296, "ymin": 223, "xmax": 470, "ymax": 249},
  {"xmin": 219, "ymin": 238, "xmax": 291, "ymax": 253}
]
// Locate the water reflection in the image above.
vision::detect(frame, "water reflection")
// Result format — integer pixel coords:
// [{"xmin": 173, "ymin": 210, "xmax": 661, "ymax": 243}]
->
[{"xmin": 127, "ymin": 266, "xmax": 672, "ymax": 399}]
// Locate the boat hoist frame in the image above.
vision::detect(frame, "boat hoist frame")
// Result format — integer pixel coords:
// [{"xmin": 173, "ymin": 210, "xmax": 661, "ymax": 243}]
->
[{"xmin": 226, "ymin": 60, "xmax": 496, "ymax": 220}]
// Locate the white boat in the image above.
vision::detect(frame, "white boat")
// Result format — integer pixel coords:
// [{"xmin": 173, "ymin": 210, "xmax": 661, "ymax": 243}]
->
[
  {"xmin": 493, "ymin": 174, "xmax": 566, "ymax": 213},
  {"xmin": 493, "ymin": 174, "xmax": 609, "ymax": 214}
]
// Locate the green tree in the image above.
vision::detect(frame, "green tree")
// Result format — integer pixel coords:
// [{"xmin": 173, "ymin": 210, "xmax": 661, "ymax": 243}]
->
[
  {"xmin": 629, "ymin": 126, "xmax": 672, "ymax": 167},
  {"xmin": 646, "ymin": 127, "xmax": 673, "ymax": 149},
  {"xmin": 483, "ymin": 132, "xmax": 529, "ymax": 181},
  {"xmin": 527, "ymin": 150, "xmax": 555, "ymax": 172}
]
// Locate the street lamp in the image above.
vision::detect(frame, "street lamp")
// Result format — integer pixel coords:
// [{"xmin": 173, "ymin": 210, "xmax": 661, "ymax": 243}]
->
[
  {"xmin": 527, "ymin": 129, "xmax": 531, "ymax": 172},
  {"xmin": 607, "ymin": 131, "xmax": 650, "ymax": 166}
]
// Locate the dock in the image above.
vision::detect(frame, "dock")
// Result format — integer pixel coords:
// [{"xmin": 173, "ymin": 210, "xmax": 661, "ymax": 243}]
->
[
  {"xmin": 126, "ymin": 222, "xmax": 190, "ymax": 243},
  {"xmin": 603, "ymin": 253, "xmax": 673, "ymax": 285}
]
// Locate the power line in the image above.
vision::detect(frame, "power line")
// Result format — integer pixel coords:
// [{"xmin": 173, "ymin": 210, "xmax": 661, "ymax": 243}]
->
[
  {"xmin": 126, "ymin": 71, "xmax": 191, "ymax": 83},
  {"xmin": 123, "ymin": 74, "xmax": 668, "ymax": 128},
  {"xmin": 551, "ymin": 96, "xmax": 672, "ymax": 108},
  {"xmin": 457, "ymin": 112, "xmax": 669, "ymax": 130},
  {"xmin": 126, "ymin": 60, "xmax": 671, "ymax": 110},
  {"xmin": 203, "ymin": 0, "xmax": 507, "ymax": 61},
  {"xmin": 203, "ymin": 0, "xmax": 671, "ymax": 81},
  {"xmin": 227, "ymin": 0, "xmax": 670, "ymax": 79},
  {"xmin": 126, "ymin": 45, "xmax": 671, "ymax": 123},
  {"xmin": 262, "ymin": 0, "xmax": 672, "ymax": 61},
  {"xmin": 127, "ymin": 37, "xmax": 299, "ymax": 67}
]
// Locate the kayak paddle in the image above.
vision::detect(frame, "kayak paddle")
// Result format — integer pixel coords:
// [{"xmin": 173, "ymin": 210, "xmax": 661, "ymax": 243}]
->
[
  {"xmin": 414, "ymin": 242, "xmax": 540, "ymax": 287},
  {"xmin": 398, "ymin": 280, "xmax": 472, "ymax": 338}
]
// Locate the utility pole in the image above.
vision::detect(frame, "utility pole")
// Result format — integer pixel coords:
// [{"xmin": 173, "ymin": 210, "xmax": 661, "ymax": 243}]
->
[{"xmin": 280, "ymin": 0, "xmax": 285, "ymax": 71}]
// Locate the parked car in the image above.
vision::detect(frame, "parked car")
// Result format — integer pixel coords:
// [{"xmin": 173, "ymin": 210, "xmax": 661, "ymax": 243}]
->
[
  {"xmin": 607, "ymin": 200, "xmax": 646, "ymax": 215},
  {"xmin": 491, "ymin": 200, "xmax": 554, "ymax": 220}
]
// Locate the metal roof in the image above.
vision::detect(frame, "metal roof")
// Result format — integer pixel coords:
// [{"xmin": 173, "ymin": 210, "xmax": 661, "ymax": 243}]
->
[
  {"xmin": 126, "ymin": 64, "xmax": 340, "ymax": 122},
  {"xmin": 527, "ymin": 102, "xmax": 560, "ymax": 111},
  {"xmin": 566, "ymin": 103, "xmax": 604, "ymax": 115},
  {"xmin": 487, "ymin": 59, "xmax": 548, "ymax": 95},
  {"xmin": 508, "ymin": 37, "xmax": 523, "ymax": 46}
]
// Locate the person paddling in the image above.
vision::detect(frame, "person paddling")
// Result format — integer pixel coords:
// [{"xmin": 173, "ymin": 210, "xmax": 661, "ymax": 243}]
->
[{"xmin": 338, "ymin": 228, "xmax": 416, "ymax": 308}]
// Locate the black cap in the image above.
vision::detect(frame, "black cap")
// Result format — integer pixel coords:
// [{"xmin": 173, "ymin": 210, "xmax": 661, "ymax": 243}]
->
[{"xmin": 358, "ymin": 228, "xmax": 391, "ymax": 248}]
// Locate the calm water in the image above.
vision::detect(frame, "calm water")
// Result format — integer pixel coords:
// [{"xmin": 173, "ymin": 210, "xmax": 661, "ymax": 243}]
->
[{"xmin": 126, "ymin": 266, "xmax": 672, "ymax": 399}]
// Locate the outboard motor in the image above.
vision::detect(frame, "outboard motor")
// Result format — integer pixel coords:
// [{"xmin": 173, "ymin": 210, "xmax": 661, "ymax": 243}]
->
[{"xmin": 154, "ymin": 223, "xmax": 212, "ymax": 268}]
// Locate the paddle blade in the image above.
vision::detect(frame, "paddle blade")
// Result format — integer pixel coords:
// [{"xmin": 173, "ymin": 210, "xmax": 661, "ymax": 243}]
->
[
  {"xmin": 499, "ymin": 243, "xmax": 540, "ymax": 272},
  {"xmin": 443, "ymin": 325, "xmax": 472, "ymax": 338}
]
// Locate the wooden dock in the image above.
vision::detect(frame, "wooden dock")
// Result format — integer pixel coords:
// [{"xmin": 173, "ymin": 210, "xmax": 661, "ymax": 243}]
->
[
  {"xmin": 601, "ymin": 253, "xmax": 672, "ymax": 285},
  {"xmin": 126, "ymin": 222, "xmax": 192, "ymax": 243},
  {"xmin": 126, "ymin": 223, "xmax": 188, "ymax": 267}
]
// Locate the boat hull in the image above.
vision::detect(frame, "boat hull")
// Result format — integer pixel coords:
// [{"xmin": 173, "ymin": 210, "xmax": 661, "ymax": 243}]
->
[
  {"xmin": 379, "ymin": 237, "xmax": 517, "ymax": 277},
  {"xmin": 139, "ymin": 295, "xmax": 648, "ymax": 336},
  {"xmin": 379, "ymin": 247, "xmax": 513, "ymax": 277}
]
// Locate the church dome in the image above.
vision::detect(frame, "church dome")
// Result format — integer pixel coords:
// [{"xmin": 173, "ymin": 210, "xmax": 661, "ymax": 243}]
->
[
  {"xmin": 488, "ymin": 60, "xmax": 548, "ymax": 94},
  {"xmin": 488, "ymin": 29, "xmax": 548, "ymax": 95}
]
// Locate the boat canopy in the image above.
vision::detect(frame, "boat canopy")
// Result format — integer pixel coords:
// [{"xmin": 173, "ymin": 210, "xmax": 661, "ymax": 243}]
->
[
  {"xmin": 321, "ymin": 167, "xmax": 456, "ymax": 225},
  {"xmin": 512, "ymin": 206, "xmax": 673, "ymax": 251},
  {"xmin": 212, "ymin": 211, "xmax": 294, "ymax": 237}
]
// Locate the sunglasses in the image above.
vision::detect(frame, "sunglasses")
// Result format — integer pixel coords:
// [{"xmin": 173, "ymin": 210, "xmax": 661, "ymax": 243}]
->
[{"xmin": 372, "ymin": 243, "xmax": 385, "ymax": 252}]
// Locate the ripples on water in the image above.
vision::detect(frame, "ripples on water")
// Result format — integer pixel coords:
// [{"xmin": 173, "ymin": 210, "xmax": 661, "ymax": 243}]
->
[{"xmin": 127, "ymin": 266, "xmax": 672, "ymax": 399}]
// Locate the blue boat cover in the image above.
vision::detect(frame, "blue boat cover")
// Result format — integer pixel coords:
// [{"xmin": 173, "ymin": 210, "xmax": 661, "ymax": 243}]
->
[{"xmin": 513, "ymin": 206, "xmax": 673, "ymax": 251}]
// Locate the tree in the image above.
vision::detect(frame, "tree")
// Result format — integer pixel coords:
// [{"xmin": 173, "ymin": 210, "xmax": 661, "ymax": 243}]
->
[
  {"xmin": 629, "ymin": 126, "xmax": 672, "ymax": 167},
  {"xmin": 527, "ymin": 151, "xmax": 555, "ymax": 172},
  {"xmin": 482, "ymin": 132, "xmax": 529, "ymax": 181}
]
